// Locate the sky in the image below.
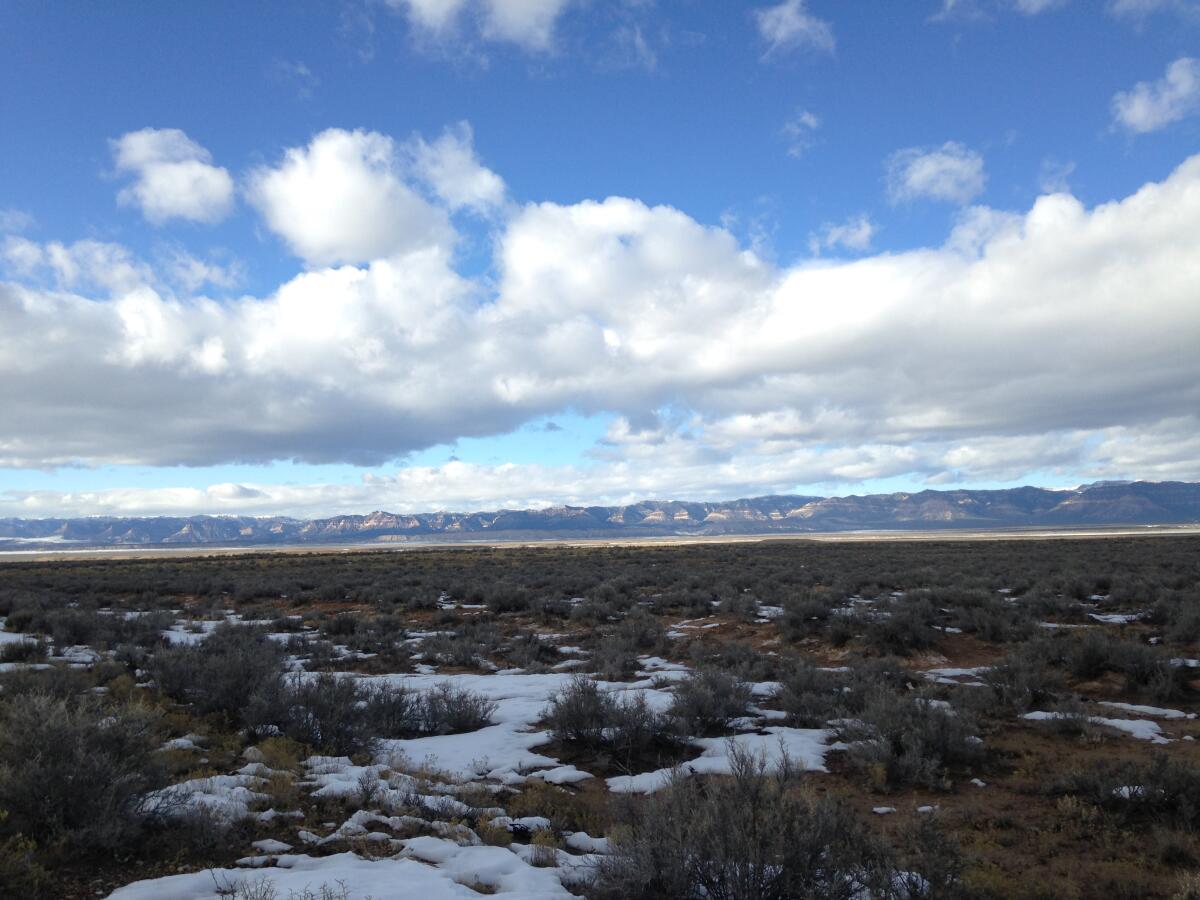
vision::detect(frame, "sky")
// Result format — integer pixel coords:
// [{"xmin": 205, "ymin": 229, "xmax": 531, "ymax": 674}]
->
[{"xmin": 1, "ymin": 0, "xmax": 1199, "ymax": 520}]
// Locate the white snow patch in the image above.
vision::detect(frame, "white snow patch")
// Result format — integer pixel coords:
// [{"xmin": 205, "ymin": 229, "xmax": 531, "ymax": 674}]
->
[
  {"xmin": 1098, "ymin": 701, "xmax": 1196, "ymax": 720},
  {"xmin": 250, "ymin": 838, "xmax": 293, "ymax": 854},
  {"xmin": 144, "ymin": 774, "xmax": 267, "ymax": 822},
  {"xmin": 565, "ymin": 832, "xmax": 609, "ymax": 853},
  {"xmin": 1023, "ymin": 711, "xmax": 1170, "ymax": 744},
  {"xmin": 107, "ymin": 849, "xmax": 569, "ymax": 899},
  {"xmin": 349, "ymin": 670, "xmax": 674, "ymax": 784},
  {"xmin": 607, "ymin": 728, "xmax": 832, "ymax": 793},
  {"xmin": 402, "ymin": 836, "xmax": 574, "ymax": 897},
  {"xmin": 1089, "ymin": 612, "xmax": 1144, "ymax": 624}
]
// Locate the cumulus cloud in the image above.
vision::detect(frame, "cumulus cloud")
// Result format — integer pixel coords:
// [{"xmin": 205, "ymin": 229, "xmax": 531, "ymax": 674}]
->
[
  {"xmin": 409, "ymin": 122, "xmax": 506, "ymax": 214},
  {"xmin": 111, "ymin": 128, "xmax": 235, "ymax": 224},
  {"xmin": 246, "ymin": 128, "xmax": 454, "ymax": 266},
  {"xmin": 1112, "ymin": 57, "xmax": 1200, "ymax": 134},
  {"xmin": 386, "ymin": 0, "xmax": 571, "ymax": 50},
  {"xmin": 159, "ymin": 247, "xmax": 244, "ymax": 293},
  {"xmin": 755, "ymin": 0, "xmax": 835, "ymax": 56},
  {"xmin": 886, "ymin": 141, "xmax": 987, "ymax": 204},
  {"xmin": 385, "ymin": 0, "xmax": 470, "ymax": 34},
  {"xmin": 482, "ymin": 0, "xmax": 572, "ymax": 49},
  {"xmin": 807, "ymin": 214, "xmax": 876, "ymax": 255},
  {"xmin": 3, "ymin": 128, "xmax": 1200, "ymax": 511},
  {"xmin": 2, "ymin": 236, "xmax": 152, "ymax": 294}
]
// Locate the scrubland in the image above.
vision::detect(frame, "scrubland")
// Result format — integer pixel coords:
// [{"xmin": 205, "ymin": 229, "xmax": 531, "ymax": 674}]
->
[{"xmin": 2, "ymin": 536, "xmax": 1200, "ymax": 898}]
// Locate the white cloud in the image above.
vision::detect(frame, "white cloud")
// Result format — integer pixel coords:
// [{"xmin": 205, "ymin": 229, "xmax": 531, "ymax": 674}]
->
[
  {"xmin": 159, "ymin": 248, "xmax": 243, "ymax": 293},
  {"xmin": 1012, "ymin": 0, "xmax": 1069, "ymax": 12},
  {"xmin": 387, "ymin": 0, "xmax": 470, "ymax": 34},
  {"xmin": 5, "ymin": 418, "xmax": 1199, "ymax": 519},
  {"xmin": 386, "ymin": 0, "xmax": 571, "ymax": 50},
  {"xmin": 755, "ymin": 0, "xmax": 835, "ymax": 56},
  {"xmin": 1112, "ymin": 57, "xmax": 1200, "ymax": 134},
  {"xmin": 3, "ymin": 128, "xmax": 1200, "ymax": 509},
  {"xmin": 0, "ymin": 209, "xmax": 33, "ymax": 233},
  {"xmin": 930, "ymin": 0, "xmax": 986, "ymax": 21},
  {"xmin": 409, "ymin": 122, "xmax": 506, "ymax": 214},
  {"xmin": 246, "ymin": 128, "xmax": 454, "ymax": 266},
  {"xmin": 481, "ymin": 0, "xmax": 572, "ymax": 49},
  {"xmin": 808, "ymin": 214, "xmax": 876, "ymax": 255},
  {"xmin": 111, "ymin": 128, "xmax": 235, "ymax": 225},
  {"xmin": 1038, "ymin": 157, "xmax": 1076, "ymax": 193},
  {"xmin": 782, "ymin": 109, "xmax": 821, "ymax": 158},
  {"xmin": 932, "ymin": 0, "xmax": 1070, "ymax": 20},
  {"xmin": 2, "ymin": 236, "xmax": 151, "ymax": 294},
  {"xmin": 1109, "ymin": 0, "xmax": 1200, "ymax": 20},
  {"xmin": 886, "ymin": 141, "xmax": 987, "ymax": 204}
]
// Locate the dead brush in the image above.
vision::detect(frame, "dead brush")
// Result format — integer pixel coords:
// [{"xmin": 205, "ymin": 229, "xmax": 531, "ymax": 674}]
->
[
  {"xmin": 474, "ymin": 816, "xmax": 514, "ymax": 847},
  {"xmin": 507, "ymin": 778, "xmax": 613, "ymax": 836},
  {"xmin": 256, "ymin": 735, "xmax": 305, "ymax": 772},
  {"xmin": 530, "ymin": 828, "xmax": 564, "ymax": 867},
  {"xmin": 260, "ymin": 771, "xmax": 301, "ymax": 811}
]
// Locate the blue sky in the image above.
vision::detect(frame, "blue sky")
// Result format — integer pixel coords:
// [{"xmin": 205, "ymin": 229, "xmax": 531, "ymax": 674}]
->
[{"xmin": 1, "ymin": 0, "xmax": 1199, "ymax": 518}]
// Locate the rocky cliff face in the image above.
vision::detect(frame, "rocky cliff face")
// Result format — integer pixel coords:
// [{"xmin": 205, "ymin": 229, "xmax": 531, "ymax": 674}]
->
[{"xmin": 2, "ymin": 482, "xmax": 1198, "ymax": 548}]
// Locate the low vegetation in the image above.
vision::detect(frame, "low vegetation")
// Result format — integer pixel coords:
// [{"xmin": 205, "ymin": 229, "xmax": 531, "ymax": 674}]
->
[{"xmin": 0, "ymin": 534, "xmax": 1197, "ymax": 897}]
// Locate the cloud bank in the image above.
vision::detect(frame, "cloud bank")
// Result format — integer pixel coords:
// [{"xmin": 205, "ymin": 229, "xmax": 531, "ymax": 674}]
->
[{"xmin": 2, "ymin": 127, "xmax": 1200, "ymax": 515}]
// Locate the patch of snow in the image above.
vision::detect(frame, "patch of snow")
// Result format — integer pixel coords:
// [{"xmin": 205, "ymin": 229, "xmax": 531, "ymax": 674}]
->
[
  {"xmin": 0, "ymin": 662, "xmax": 51, "ymax": 673},
  {"xmin": 160, "ymin": 736, "xmax": 203, "ymax": 752},
  {"xmin": 0, "ymin": 624, "xmax": 39, "ymax": 646},
  {"xmin": 250, "ymin": 838, "xmax": 293, "ymax": 854},
  {"xmin": 54, "ymin": 644, "xmax": 101, "ymax": 666},
  {"xmin": 1023, "ymin": 711, "xmax": 1170, "ymax": 744},
  {"xmin": 144, "ymin": 774, "xmax": 267, "ymax": 822},
  {"xmin": 359, "ymin": 670, "xmax": 673, "ymax": 784},
  {"xmin": 565, "ymin": 832, "xmax": 609, "ymax": 853},
  {"xmin": 533, "ymin": 765, "xmax": 594, "ymax": 785},
  {"xmin": 1089, "ymin": 612, "xmax": 1144, "ymax": 624},
  {"xmin": 922, "ymin": 666, "xmax": 989, "ymax": 679},
  {"xmin": 1098, "ymin": 701, "xmax": 1196, "ymax": 720},
  {"xmin": 607, "ymin": 727, "xmax": 832, "ymax": 793},
  {"xmin": 402, "ymin": 837, "xmax": 574, "ymax": 897},
  {"xmin": 750, "ymin": 681, "xmax": 781, "ymax": 698},
  {"xmin": 108, "ymin": 849, "xmax": 570, "ymax": 899},
  {"xmin": 638, "ymin": 656, "xmax": 688, "ymax": 672}
]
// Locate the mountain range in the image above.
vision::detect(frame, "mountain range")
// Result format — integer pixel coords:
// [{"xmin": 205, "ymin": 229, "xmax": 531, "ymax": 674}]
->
[{"xmin": 1, "ymin": 481, "xmax": 1199, "ymax": 550}]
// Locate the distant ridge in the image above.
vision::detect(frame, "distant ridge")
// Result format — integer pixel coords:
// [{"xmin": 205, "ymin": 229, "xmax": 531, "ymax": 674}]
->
[{"xmin": 2, "ymin": 481, "xmax": 1199, "ymax": 549}]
